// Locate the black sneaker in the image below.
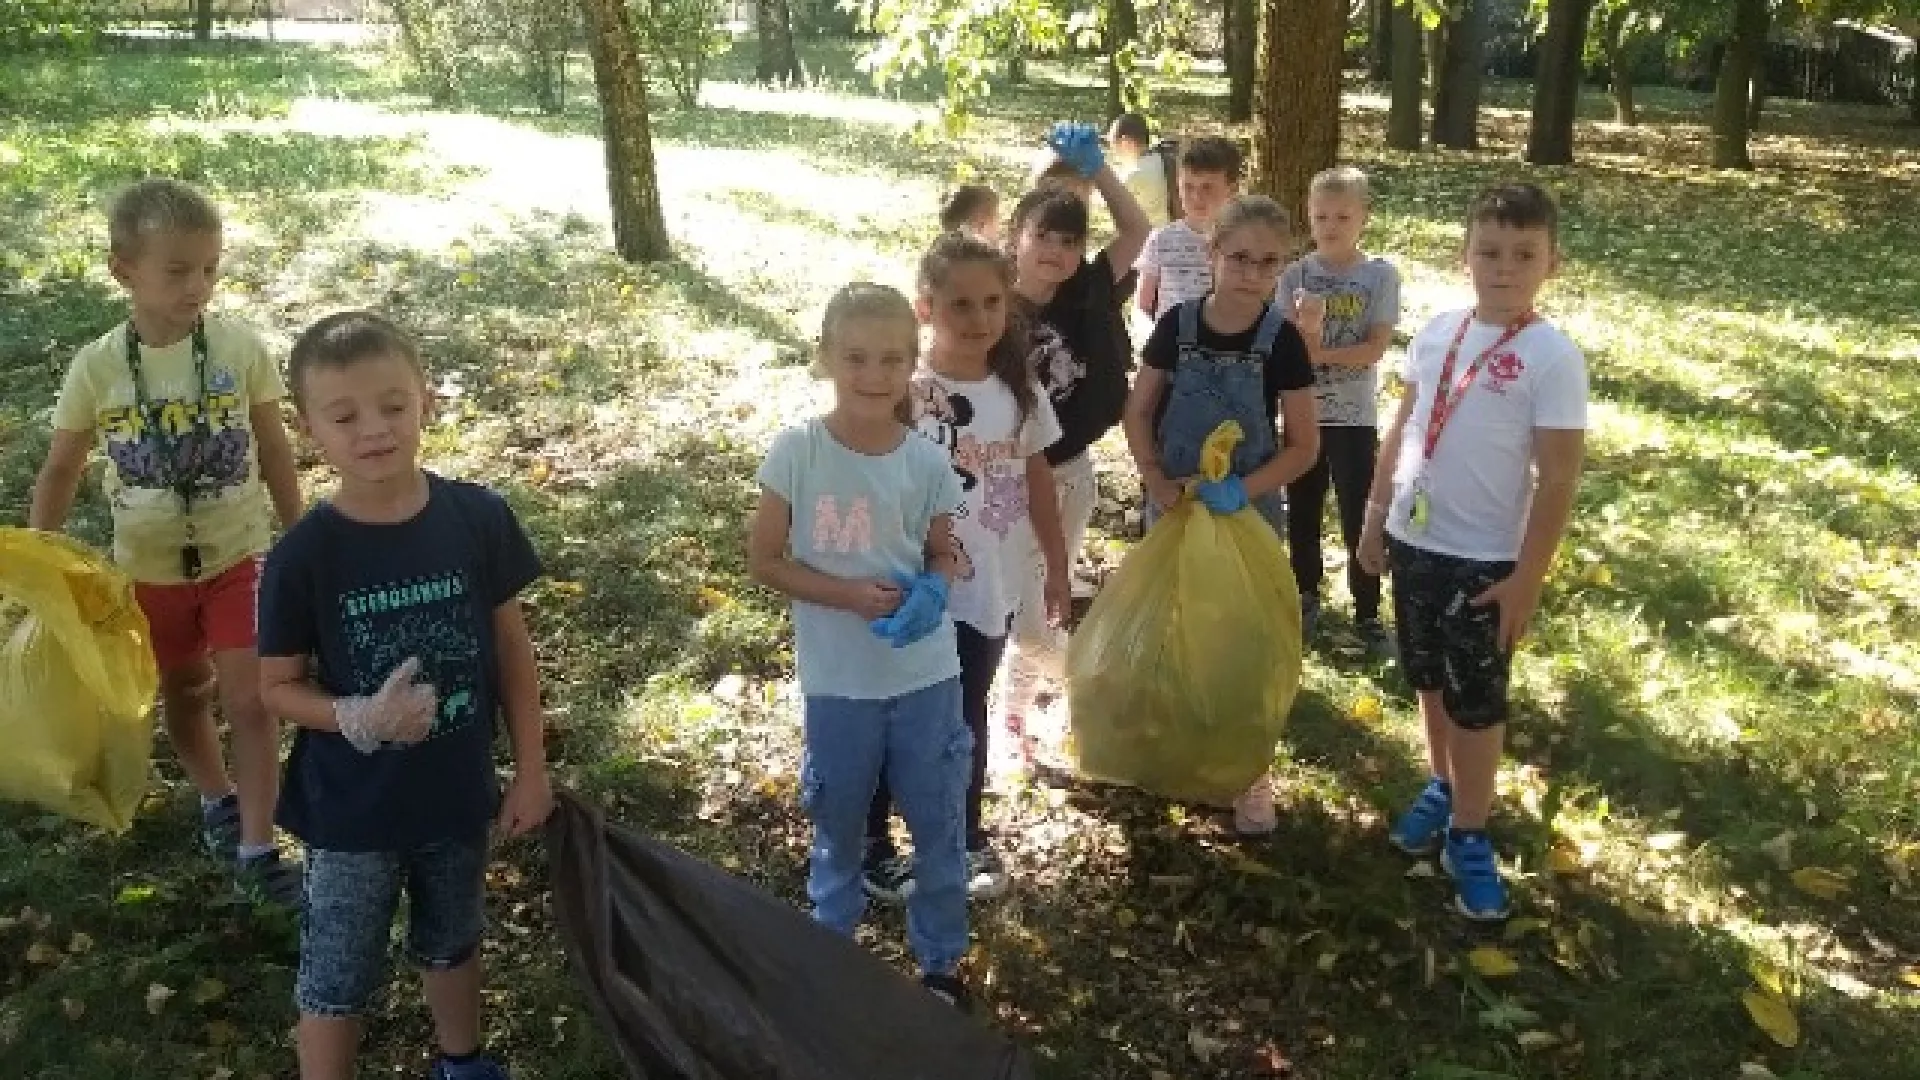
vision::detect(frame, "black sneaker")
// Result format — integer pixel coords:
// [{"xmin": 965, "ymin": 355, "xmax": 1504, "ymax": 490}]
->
[
  {"xmin": 921, "ymin": 971, "xmax": 971, "ymax": 1011},
  {"xmin": 1356, "ymin": 617, "xmax": 1397, "ymax": 660},
  {"xmin": 200, "ymin": 793, "xmax": 241, "ymax": 863},
  {"xmin": 236, "ymin": 849, "xmax": 306, "ymax": 911},
  {"xmin": 862, "ymin": 850, "xmax": 915, "ymax": 903},
  {"xmin": 1301, "ymin": 594, "xmax": 1322, "ymax": 640},
  {"xmin": 965, "ymin": 846, "xmax": 1008, "ymax": 898}
]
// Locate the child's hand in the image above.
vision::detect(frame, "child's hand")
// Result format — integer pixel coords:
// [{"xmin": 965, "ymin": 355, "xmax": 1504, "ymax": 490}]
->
[
  {"xmin": 1356, "ymin": 520, "xmax": 1389, "ymax": 578},
  {"xmin": 1293, "ymin": 288, "xmax": 1326, "ymax": 324},
  {"xmin": 1046, "ymin": 121, "xmax": 1105, "ymax": 177},
  {"xmin": 1043, "ymin": 568, "xmax": 1071, "ymax": 628},
  {"xmin": 842, "ymin": 579, "xmax": 904, "ymax": 621},
  {"xmin": 496, "ymin": 766, "xmax": 554, "ymax": 840},
  {"xmin": 870, "ymin": 572, "xmax": 949, "ymax": 647},
  {"xmin": 1144, "ymin": 471, "xmax": 1185, "ymax": 515},
  {"xmin": 1471, "ymin": 573, "xmax": 1544, "ymax": 652},
  {"xmin": 334, "ymin": 657, "xmax": 438, "ymax": 754}
]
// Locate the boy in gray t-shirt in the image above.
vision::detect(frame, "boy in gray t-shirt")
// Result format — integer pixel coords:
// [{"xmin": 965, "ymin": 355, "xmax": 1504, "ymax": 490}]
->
[{"xmin": 1278, "ymin": 167, "xmax": 1402, "ymax": 652}]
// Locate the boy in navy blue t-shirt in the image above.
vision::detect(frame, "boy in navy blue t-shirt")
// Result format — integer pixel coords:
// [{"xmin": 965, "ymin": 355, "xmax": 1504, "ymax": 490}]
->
[{"xmin": 258, "ymin": 310, "xmax": 552, "ymax": 1080}]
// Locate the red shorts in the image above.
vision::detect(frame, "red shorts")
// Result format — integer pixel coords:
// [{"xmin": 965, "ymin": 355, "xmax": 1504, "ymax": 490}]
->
[{"xmin": 134, "ymin": 556, "xmax": 261, "ymax": 674}]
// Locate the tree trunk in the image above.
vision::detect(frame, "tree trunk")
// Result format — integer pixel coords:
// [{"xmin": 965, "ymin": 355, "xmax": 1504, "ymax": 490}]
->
[
  {"xmin": 1009, "ymin": 25, "xmax": 1029, "ymax": 84},
  {"xmin": 1711, "ymin": 0, "xmax": 1769, "ymax": 169},
  {"xmin": 1426, "ymin": 20, "xmax": 1448, "ymax": 106},
  {"xmin": 1252, "ymin": 0, "xmax": 1345, "ymax": 231},
  {"xmin": 1601, "ymin": 6, "xmax": 1637, "ymax": 125},
  {"xmin": 1430, "ymin": 0, "xmax": 1487, "ymax": 149},
  {"xmin": 1747, "ymin": 69, "xmax": 1766, "ymax": 132},
  {"xmin": 1387, "ymin": 0, "xmax": 1424, "ymax": 150},
  {"xmin": 580, "ymin": 0, "xmax": 671, "ymax": 262},
  {"xmin": 756, "ymin": 0, "xmax": 806, "ymax": 84},
  {"xmin": 1525, "ymin": 0, "xmax": 1593, "ymax": 165},
  {"xmin": 1368, "ymin": 0, "xmax": 1392, "ymax": 81},
  {"xmin": 1107, "ymin": 0, "xmax": 1141, "ymax": 117},
  {"xmin": 1910, "ymin": 44, "xmax": 1919, "ymax": 123},
  {"xmin": 1227, "ymin": 0, "xmax": 1258, "ymax": 121}
]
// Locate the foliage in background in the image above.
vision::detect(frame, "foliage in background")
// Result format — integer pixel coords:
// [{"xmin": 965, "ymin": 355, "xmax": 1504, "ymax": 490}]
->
[
  {"xmin": 637, "ymin": 0, "xmax": 732, "ymax": 107},
  {"xmin": 0, "ymin": 0, "xmax": 110, "ymax": 50}
]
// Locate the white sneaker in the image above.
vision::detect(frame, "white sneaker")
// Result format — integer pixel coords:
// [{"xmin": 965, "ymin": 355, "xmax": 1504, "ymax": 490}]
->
[{"xmin": 1232, "ymin": 775, "xmax": 1278, "ymax": 836}]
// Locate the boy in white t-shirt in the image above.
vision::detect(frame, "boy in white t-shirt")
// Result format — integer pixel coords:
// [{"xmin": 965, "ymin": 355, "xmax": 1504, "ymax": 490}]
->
[
  {"xmin": 1357, "ymin": 183, "xmax": 1587, "ymax": 923},
  {"xmin": 1134, "ymin": 137, "xmax": 1241, "ymax": 321}
]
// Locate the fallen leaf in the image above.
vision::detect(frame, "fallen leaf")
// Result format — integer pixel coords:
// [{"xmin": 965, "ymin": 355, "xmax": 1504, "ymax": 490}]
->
[
  {"xmin": 1548, "ymin": 844, "xmax": 1586, "ymax": 875},
  {"xmin": 1789, "ymin": 866, "xmax": 1849, "ymax": 900},
  {"xmin": 66, "ymin": 932, "xmax": 93, "ymax": 955},
  {"xmin": 192, "ymin": 978, "xmax": 227, "ymax": 1005},
  {"xmin": 1741, "ymin": 989, "xmax": 1799, "ymax": 1048},
  {"xmin": 1188, "ymin": 1025, "xmax": 1227, "ymax": 1064},
  {"xmin": 206, "ymin": 1020, "xmax": 240, "ymax": 1046},
  {"xmin": 25, "ymin": 941, "xmax": 61, "ymax": 966},
  {"xmin": 1469, "ymin": 946, "xmax": 1520, "ymax": 978},
  {"xmin": 527, "ymin": 458, "xmax": 552, "ymax": 485},
  {"xmin": 1759, "ymin": 831, "xmax": 1794, "ymax": 870},
  {"xmin": 1404, "ymin": 861, "xmax": 1437, "ymax": 880},
  {"xmin": 1516, "ymin": 1029, "xmax": 1560, "ymax": 1050},
  {"xmin": 1749, "ymin": 959, "xmax": 1785, "ymax": 997},
  {"xmin": 1348, "ymin": 695, "xmax": 1383, "ymax": 723},
  {"xmin": 1898, "ymin": 965, "xmax": 1920, "ymax": 990},
  {"xmin": 1254, "ymin": 1039, "xmax": 1293, "ymax": 1075},
  {"xmin": 61, "ymin": 998, "xmax": 85, "ymax": 1021},
  {"xmin": 145, "ymin": 983, "xmax": 176, "ymax": 1016},
  {"xmin": 1504, "ymin": 917, "xmax": 1549, "ymax": 942},
  {"xmin": 1737, "ymin": 1063, "xmax": 1780, "ymax": 1080},
  {"xmin": 1647, "ymin": 831, "xmax": 1688, "ymax": 852}
]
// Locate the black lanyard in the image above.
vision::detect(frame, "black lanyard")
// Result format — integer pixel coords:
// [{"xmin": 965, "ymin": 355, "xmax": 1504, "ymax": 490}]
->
[{"xmin": 125, "ymin": 320, "xmax": 211, "ymax": 577}]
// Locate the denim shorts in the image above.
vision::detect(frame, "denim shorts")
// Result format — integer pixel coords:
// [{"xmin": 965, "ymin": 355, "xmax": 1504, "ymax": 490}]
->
[{"xmin": 296, "ymin": 837, "xmax": 488, "ymax": 1017}]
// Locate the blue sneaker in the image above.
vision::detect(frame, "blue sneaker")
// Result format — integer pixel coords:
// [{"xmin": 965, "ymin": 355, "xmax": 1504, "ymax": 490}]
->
[
  {"xmin": 429, "ymin": 1054, "xmax": 510, "ymax": 1080},
  {"xmin": 1388, "ymin": 777, "xmax": 1452, "ymax": 855},
  {"xmin": 1441, "ymin": 830, "xmax": 1511, "ymax": 922}
]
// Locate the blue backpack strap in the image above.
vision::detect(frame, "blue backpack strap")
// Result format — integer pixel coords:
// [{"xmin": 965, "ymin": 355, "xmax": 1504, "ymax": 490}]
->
[
  {"xmin": 1250, "ymin": 302, "xmax": 1288, "ymax": 359},
  {"xmin": 1177, "ymin": 298, "xmax": 1201, "ymax": 350}
]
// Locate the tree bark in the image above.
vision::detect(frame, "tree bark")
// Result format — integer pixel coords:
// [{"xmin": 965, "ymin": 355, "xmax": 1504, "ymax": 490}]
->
[
  {"xmin": 1107, "ymin": 0, "xmax": 1141, "ymax": 117},
  {"xmin": 756, "ymin": 0, "xmax": 807, "ymax": 84},
  {"xmin": 1601, "ymin": 5, "xmax": 1637, "ymax": 125},
  {"xmin": 1368, "ymin": 0, "xmax": 1392, "ymax": 81},
  {"xmin": 1387, "ymin": 0, "xmax": 1424, "ymax": 150},
  {"xmin": 1747, "ymin": 69, "xmax": 1766, "ymax": 132},
  {"xmin": 1430, "ymin": 0, "xmax": 1487, "ymax": 149},
  {"xmin": 1252, "ymin": 0, "xmax": 1345, "ymax": 231},
  {"xmin": 194, "ymin": 0, "xmax": 214, "ymax": 41},
  {"xmin": 1910, "ymin": 43, "xmax": 1919, "ymax": 123},
  {"xmin": 1711, "ymin": 0, "xmax": 1769, "ymax": 169},
  {"xmin": 1426, "ymin": 19, "xmax": 1448, "ymax": 105},
  {"xmin": 581, "ymin": 0, "xmax": 671, "ymax": 262},
  {"xmin": 1525, "ymin": 0, "xmax": 1593, "ymax": 165},
  {"xmin": 1227, "ymin": 0, "xmax": 1258, "ymax": 121}
]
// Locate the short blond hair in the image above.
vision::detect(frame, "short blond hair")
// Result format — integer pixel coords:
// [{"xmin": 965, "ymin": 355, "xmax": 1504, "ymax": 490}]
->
[
  {"xmin": 1309, "ymin": 166, "xmax": 1372, "ymax": 205},
  {"xmin": 108, "ymin": 178, "xmax": 222, "ymax": 257}
]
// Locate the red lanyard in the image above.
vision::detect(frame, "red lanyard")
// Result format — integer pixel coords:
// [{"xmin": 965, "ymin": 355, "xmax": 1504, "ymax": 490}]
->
[{"xmin": 1421, "ymin": 311, "xmax": 1534, "ymax": 461}]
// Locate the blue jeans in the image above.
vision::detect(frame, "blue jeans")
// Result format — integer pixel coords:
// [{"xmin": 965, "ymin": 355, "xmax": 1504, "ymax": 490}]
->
[
  {"xmin": 802, "ymin": 677, "xmax": 970, "ymax": 975},
  {"xmin": 296, "ymin": 837, "xmax": 488, "ymax": 1017}
]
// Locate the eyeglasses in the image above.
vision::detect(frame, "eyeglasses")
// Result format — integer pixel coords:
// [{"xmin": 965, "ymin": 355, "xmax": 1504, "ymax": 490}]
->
[{"xmin": 1222, "ymin": 251, "xmax": 1284, "ymax": 275}]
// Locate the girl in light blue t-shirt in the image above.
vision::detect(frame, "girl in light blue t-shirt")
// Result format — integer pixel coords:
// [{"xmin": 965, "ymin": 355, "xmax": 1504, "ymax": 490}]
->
[{"xmin": 747, "ymin": 282, "xmax": 973, "ymax": 1009}]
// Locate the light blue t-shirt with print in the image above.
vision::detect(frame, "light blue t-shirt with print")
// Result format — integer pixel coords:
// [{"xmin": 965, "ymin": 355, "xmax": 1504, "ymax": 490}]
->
[{"xmin": 757, "ymin": 417, "xmax": 964, "ymax": 700}]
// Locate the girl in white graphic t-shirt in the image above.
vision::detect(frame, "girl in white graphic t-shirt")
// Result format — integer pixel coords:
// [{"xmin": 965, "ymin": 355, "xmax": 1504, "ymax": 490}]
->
[{"xmin": 864, "ymin": 231, "xmax": 1070, "ymax": 902}]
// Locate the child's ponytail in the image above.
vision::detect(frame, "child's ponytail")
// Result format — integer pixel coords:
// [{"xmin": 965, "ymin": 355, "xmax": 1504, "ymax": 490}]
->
[{"xmin": 917, "ymin": 231, "xmax": 1038, "ymax": 427}]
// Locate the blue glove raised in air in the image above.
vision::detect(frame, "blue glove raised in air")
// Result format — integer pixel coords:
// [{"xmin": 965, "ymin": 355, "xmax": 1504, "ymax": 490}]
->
[
  {"xmin": 1047, "ymin": 121, "xmax": 1106, "ymax": 178},
  {"xmin": 1195, "ymin": 475, "xmax": 1249, "ymax": 515},
  {"xmin": 869, "ymin": 572, "xmax": 950, "ymax": 648}
]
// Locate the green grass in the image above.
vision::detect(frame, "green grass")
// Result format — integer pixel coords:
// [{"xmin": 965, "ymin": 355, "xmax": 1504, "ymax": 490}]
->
[{"xmin": 3, "ymin": 37, "xmax": 1918, "ymax": 1080}]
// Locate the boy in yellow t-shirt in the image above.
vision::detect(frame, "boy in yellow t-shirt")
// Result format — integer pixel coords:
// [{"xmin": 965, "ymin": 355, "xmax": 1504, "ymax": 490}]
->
[{"xmin": 30, "ymin": 178, "xmax": 305, "ymax": 908}]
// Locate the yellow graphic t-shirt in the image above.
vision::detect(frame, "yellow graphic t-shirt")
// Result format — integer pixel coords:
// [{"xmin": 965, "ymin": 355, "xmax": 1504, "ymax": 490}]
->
[{"xmin": 51, "ymin": 316, "xmax": 288, "ymax": 584}]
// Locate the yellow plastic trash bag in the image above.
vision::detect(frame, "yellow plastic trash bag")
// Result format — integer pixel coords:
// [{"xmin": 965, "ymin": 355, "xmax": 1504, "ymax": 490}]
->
[
  {"xmin": 0, "ymin": 529, "xmax": 157, "ymax": 832},
  {"xmin": 1066, "ymin": 422, "xmax": 1303, "ymax": 805}
]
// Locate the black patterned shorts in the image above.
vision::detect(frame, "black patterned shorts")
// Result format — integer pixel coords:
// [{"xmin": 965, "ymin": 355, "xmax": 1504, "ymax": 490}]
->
[{"xmin": 1389, "ymin": 537, "xmax": 1516, "ymax": 731}]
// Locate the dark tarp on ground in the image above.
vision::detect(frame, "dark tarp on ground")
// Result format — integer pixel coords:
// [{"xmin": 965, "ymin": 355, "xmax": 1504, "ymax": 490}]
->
[{"xmin": 546, "ymin": 790, "xmax": 1037, "ymax": 1080}]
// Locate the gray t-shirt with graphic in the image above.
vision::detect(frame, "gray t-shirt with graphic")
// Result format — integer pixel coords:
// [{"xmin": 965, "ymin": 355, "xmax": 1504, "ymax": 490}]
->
[{"xmin": 1278, "ymin": 253, "xmax": 1401, "ymax": 427}]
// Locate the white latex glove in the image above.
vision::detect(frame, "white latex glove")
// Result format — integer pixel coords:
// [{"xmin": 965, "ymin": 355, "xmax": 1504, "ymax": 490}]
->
[{"xmin": 334, "ymin": 656, "xmax": 438, "ymax": 754}]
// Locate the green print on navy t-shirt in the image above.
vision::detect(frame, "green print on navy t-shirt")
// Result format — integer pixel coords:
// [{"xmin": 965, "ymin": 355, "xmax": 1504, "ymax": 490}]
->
[{"xmin": 340, "ymin": 571, "xmax": 482, "ymax": 737}]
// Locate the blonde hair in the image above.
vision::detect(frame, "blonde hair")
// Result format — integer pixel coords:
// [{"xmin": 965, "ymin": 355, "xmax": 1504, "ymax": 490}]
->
[
  {"xmin": 109, "ymin": 178, "xmax": 222, "ymax": 257},
  {"xmin": 1309, "ymin": 166, "xmax": 1372, "ymax": 205},
  {"xmin": 1208, "ymin": 194, "xmax": 1291, "ymax": 251}
]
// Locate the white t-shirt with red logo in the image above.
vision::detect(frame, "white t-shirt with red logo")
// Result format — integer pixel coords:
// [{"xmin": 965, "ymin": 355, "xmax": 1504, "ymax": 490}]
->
[{"xmin": 1385, "ymin": 309, "xmax": 1588, "ymax": 562}]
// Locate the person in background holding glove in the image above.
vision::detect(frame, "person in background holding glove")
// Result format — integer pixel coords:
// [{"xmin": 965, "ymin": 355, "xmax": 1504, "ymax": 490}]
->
[
  {"xmin": 748, "ymin": 282, "xmax": 976, "ymax": 1009},
  {"xmin": 1121, "ymin": 194, "xmax": 1320, "ymax": 836},
  {"xmin": 258, "ymin": 311, "xmax": 553, "ymax": 1080}
]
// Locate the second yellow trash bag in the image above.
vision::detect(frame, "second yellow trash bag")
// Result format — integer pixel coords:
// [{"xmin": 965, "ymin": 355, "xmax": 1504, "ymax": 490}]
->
[
  {"xmin": 0, "ymin": 529, "xmax": 157, "ymax": 832},
  {"xmin": 1066, "ymin": 422, "xmax": 1303, "ymax": 805}
]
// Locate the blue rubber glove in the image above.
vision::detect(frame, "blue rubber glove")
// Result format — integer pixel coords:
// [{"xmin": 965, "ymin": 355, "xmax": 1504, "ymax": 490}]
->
[
  {"xmin": 1195, "ymin": 475, "xmax": 1248, "ymax": 515},
  {"xmin": 1047, "ymin": 121, "xmax": 1105, "ymax": 178},
  {"xmin": 869, "ymin": 572, "xmax": 949, "ymax": 648}
]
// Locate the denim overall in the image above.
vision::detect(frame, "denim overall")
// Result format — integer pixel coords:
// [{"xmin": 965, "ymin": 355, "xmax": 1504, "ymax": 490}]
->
[{"xmin": 1153, "ymin": 299, "xmax": 1289, "ymax": 535}]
